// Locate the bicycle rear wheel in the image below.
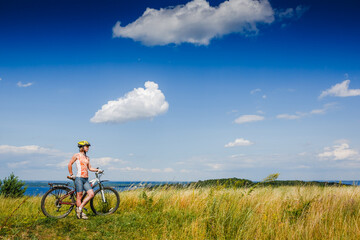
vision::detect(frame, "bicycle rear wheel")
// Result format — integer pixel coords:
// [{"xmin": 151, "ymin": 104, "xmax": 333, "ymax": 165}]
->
[
  {"xmin": 41, "ymin": 187, "xmax": 75, "ymax": 218},
  {"xmin": 90, "ymin": 187, "xmax": 120, "ymax": 215}
]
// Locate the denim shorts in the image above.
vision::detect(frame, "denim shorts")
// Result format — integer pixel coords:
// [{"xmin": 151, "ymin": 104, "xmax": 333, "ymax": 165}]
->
[{"xmin": 75, "ymin": 177, "xmax": 92, "ymax": 193}]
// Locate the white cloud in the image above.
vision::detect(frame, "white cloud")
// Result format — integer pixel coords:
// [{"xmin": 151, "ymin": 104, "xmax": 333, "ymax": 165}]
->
[
  {"xmin": 91, "ymin": 157, "xmax": 127, "ymax": 166},
  {"xmin": 277, "ymin": 103, "xmax": 336, "ymax": 120},
  {"xmin": 229, "ymin": 154, "xmax": 245, "ymax": 158},
  {"xmin": 7, "ymin": 161, "xmax": 30, "ymax": 168},
  {"xmin": 250, "ymin": 88, "xmax": 261, "ymax": 94},
  {"xmin": 112, "ymin": 167, "xmax": 148, "ymax": 172},
  {"xmin": 289, "ymin": 164, "xmax": 311, "ymax": 169},
  {"xmin": 277, "ymin": 5, "xmax": 309, "ymax": 28},
  {"xmin": 310, "ymin": 109, "xmax": 325, "ymax": 115},
  {"xmin": 164, "ymin": 168, "xmax": 174, "ymax": 173},
  {"xmin": 176, "ymin": 161, "xmax": 185, "ymax": 165},
  {"xmin": 0, "ymin": 77, "xmax": 2, "ymax": 81},
  {"xmin": 108, "ymin": 166, "xmax": 173, "ymax": 173},
  {"xmin": 320, "ymin": 80, "xmax": 360, "ymax": 98},
  {"xmin": 250, "ymin": 88, "xmax": 267, "ymax": 99},
  {"xmin": 0, "ymin": 145, "xmax": 63, "ymax": 156},
  {"xmin": 225, "ymin": 138, "xmax": 254, "ymax": 147},
  {"xmin": 179, "ymin": 154, "xmax": 276, "ymax": 173},
  {"xmin": 295, "ymin": 5, "xmax": 310, "ymax": 18},
  {"xmin": 54, "ymin": 156, "xmax": 130, "ymax": 170},
  {"xmin": 113, "ymin": 0, "xmax": 275, "ymax": 46},
  {"xmin": 276, "ymin": 114, "xmax": 300, "ymax": 120},
  {"xmin": 0, "ymin": 144, "xmax": 178, "ymax": 180},
  {"xmin": 234, "ymin": 114, "xmax": 264, "ymax": 124},
  {"xmin": 53, "ymin": 160, "xmax": 69, "ymax": 168},
  {"xmin": 17, "ymin": 81, "xmax": 33, "ymax": 88},
  {"xmin": 227, "ymin": 109, "xmax": 238, "ymax": 114},
  {"xmin": 309, "ymin": 103, "xmax": 336, "ymax": 115},
  {"xmin": 277, "ymin": 5, "xmax": 309, "ymax": 21},
  {"xmin": 206, "ymin": 163, "xmax": 223, "ymax": 170},
  {"xmin": 0, "ymin": 145, "xmax": 73, "ymax": 172},
  {"xmin": 318, "ymin": 142, "xmax": 359, "ymax": 161},
  {"xmin": 91, "ymin": 81, "xmax": 169, "ymax": 123},
  {"xmin": 277, "ymin": 8, "xmax": 294, "ymax": 19},
  {"xmin": 298, "ymin": 152, "xmax": 307, "ymax": 156},
  {"xmin": 0, "ymin": 145, "xmax": 126, "ymax": 170}
]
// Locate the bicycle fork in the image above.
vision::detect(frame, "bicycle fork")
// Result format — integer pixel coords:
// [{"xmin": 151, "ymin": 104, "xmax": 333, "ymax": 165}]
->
[{"xmin": 100, "ymin": 186, "xmax": 107, "ymax": 203}]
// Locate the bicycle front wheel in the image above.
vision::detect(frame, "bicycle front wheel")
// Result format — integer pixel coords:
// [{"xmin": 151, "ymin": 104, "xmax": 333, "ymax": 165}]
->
[
  {"xmin": 90, "ymin": 187, "xmax": 120, "ymax": 215},
  {"xmin": 41, "ymin": 187, "xmax": 75, "ymax": 218}
]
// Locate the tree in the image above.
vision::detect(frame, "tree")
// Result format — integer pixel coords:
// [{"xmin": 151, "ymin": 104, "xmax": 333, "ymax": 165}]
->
[{"xmin": 0, "ymin": 173, "xmax": 27, "ymax": 198}]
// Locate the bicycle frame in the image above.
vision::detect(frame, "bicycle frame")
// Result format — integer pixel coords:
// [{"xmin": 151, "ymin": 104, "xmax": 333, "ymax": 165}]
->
[
  {"xmin": 42, "ymin": 169, "xmax": 119, "ymax": 218},
  {"xmin": 57, "ymin": 172, "xmax": 109, "ymax": 206},
  {"xmin": 89, "ymin": 172, "xmax": 109, "ymax": 202},
  {"xmin": 59, "ymin": 191, "xmax": 75, "ymax": 205},
  {"xmin": 89, "ymin": 172, "xmax": 108, "ymax": 189}
]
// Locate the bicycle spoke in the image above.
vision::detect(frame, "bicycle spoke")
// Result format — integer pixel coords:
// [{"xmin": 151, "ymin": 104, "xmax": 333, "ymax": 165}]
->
[
  {"xmin": 41, "ymin": 187, "xmax": 75, "ymax": 218},
  {"xmin": 91, "ymin": 188, "xmax": 119, "ymax": 215},
  {"xmin": 51, "ymin": 190, "xmax": 60, "ymax": 198}
]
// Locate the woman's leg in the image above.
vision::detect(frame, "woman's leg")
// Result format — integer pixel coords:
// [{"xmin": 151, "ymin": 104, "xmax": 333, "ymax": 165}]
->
[
  {"xmin": 76, "ymin": 192, "xmax": 83, "ymax": 207},
  {"xmin": 79, "ymin": 189, "xmax": 94, "ymax": 209},
  {"xmin": 74, "ymin": 177, "xmax": 84, "ymax": 207}
]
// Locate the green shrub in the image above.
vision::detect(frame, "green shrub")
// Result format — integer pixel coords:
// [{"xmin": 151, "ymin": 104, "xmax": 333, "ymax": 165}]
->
[{"xmin": 0, "ymin": 172, "xmax": 27, "ymax": 198}]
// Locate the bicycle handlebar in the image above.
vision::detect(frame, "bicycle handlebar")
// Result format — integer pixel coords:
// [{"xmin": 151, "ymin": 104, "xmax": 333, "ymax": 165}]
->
[{"xmin": 67, "ymin": 176, "xmax": 75, "ymax": 180}]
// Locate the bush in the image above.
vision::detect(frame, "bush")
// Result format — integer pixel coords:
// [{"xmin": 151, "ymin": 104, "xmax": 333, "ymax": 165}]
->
[{"xmin": 0, "ymin": 172, "xmax": 27, "ymax": 198}]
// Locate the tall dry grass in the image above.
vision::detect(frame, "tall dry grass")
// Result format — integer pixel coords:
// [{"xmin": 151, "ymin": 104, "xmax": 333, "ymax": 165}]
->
[{"xmin": 1, "ymin": 185, "xmax": 360, "ymax": 239}]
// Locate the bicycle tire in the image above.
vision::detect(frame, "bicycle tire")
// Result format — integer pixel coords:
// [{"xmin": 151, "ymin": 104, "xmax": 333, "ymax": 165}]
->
[
  {"xmin": 90, "ymin": 187, "xmax": 120, "ymax": 215},
  {"xmin": 41, "ymin": 186, "xmax": 75, "ymax": 218}
]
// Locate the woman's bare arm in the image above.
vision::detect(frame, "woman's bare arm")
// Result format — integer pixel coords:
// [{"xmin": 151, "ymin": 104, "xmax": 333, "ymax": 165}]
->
[
  {"xmin": 88, "ymin": 160, "xmax": 99, "ymax": 172},
  {"xmin": 68, "ymin": 154, "xmax": 77, "ymax": 175}
]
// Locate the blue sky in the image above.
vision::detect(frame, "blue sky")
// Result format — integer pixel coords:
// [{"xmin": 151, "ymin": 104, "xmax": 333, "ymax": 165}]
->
[{"xmin": 1, "ymin": 0, "xmax": 360, "ymax": 181}]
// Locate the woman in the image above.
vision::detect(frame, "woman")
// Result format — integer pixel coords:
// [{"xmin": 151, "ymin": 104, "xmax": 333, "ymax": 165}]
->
[{"xmin": 68, "ymin": 140, "xmax": 101, "ymax": 219}]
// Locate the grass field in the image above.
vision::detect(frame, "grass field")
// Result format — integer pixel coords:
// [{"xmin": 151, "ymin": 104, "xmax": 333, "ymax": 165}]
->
[{"xmin": 1, "ymin": 185, "xmax": 360, "ymax": 239}]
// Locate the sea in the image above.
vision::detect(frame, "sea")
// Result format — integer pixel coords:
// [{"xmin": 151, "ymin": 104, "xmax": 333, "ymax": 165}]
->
[
  {"xmin": 24, "ymin": 180, "xmax": 189, "ymax": 196},
  {"xmin": 23, "ymin": 180, "xmax": 360, "ymax": 196}
]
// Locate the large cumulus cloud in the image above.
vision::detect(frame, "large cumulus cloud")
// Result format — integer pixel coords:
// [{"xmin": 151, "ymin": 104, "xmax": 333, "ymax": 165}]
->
[
  {"xmin": 113, "ymin": 0, "xmax": 275, "ymax": 46},
  {"xmin": 91, "ymin": 81, "xmax": 169, "ymax": 123}
]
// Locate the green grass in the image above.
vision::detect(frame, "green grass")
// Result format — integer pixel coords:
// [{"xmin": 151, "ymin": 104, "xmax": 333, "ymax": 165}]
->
[{"xmin": 1, "ymin": 185, "xmax": 360, "ymax": 239}]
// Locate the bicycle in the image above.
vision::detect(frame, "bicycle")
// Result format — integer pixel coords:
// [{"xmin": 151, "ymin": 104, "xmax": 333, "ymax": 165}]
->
[{"xmin": 41, "ymin": 170, "xmax": 120, "ymax": 218}]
